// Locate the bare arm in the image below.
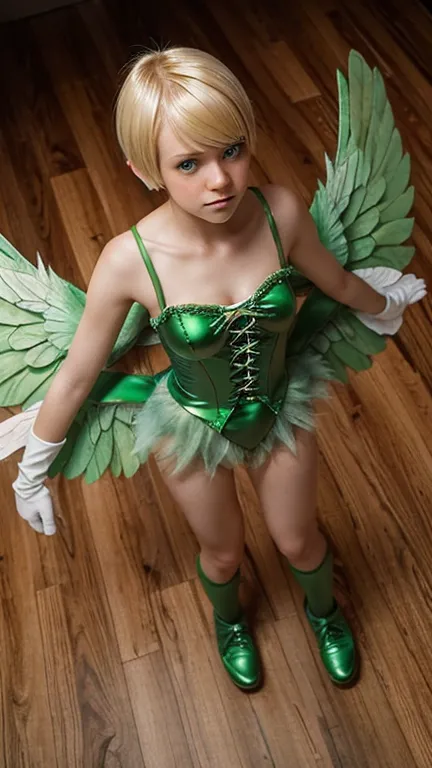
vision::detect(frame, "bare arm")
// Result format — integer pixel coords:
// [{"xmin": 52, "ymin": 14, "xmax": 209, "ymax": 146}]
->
[
  {"xmin": 268, "ymin": 186, "xmax": 387, "ymax": 315},
  {"xmin": 33, "ymin": 238, "xmax": 135, "ymax": 443}
]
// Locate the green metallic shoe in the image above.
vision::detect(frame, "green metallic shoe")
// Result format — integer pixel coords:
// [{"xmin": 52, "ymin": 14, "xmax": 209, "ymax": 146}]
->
[
  {"xmin": 304, "ymin": 598, "xmax": 359, "ymax": 686},
  {"xmin": 214, "ymin": 612, "xmax": 261, "ymax": 690}
]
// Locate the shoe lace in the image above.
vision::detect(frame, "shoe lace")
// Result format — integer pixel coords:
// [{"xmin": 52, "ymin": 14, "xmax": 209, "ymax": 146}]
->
[
  {"xmin": 325, "ymin": 624, "xmax": 345, "ymax": 643},
  {"xmin": 223, "ymin": 623, "xmax": 250, "ymax": 654}
]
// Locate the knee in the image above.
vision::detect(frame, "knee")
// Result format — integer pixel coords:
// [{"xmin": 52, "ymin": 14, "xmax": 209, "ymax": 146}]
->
[
  {"xmin": 275, "ymin": 526, "xmax": 320, "ymax": 563},
  {"xmin": 201, "ymin": 547, "xmax": 244, "ymax": 575}
]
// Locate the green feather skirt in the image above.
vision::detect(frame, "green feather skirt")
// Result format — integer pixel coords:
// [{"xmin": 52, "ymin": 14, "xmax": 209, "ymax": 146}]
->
[{"xmin": 132, "ymin": 351, "xmax": 333, "ymax": 475}]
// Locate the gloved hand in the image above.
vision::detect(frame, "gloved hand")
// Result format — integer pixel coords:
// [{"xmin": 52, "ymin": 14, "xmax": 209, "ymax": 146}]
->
[
  {"xmin": 12, "ymin": 427, "xmax": 66, "ymax": 535},
  {"xmin": 352, "ymin": 266, "xmax": 427, "ymax": 335}
]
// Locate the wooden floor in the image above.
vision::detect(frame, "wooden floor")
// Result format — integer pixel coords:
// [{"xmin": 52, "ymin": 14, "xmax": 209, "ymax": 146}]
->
[{"xmin": 0, "ymin": 0, "xmax": 431, "ymax": 765}]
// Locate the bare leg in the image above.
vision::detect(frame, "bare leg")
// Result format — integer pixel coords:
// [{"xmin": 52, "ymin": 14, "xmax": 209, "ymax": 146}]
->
[
  {"xmin": 248, "ymin": 428, "xmax": 327, "ymax": 571},
  {"xmin": 156, "ymin": 452, "xmax": 261, "ymax": 689},
  {"xmin": 157, "ymin": 454, "xmax": 244, "ymax": 583},
  {"xmin": 249, "ymin": 429, "xmax": 358, "ymax": 685}
]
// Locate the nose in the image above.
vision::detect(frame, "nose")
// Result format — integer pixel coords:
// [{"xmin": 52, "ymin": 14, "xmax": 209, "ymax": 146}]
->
[{"xmin": 206, "ymin": 161, "xmax": 230, "ymax": 191}]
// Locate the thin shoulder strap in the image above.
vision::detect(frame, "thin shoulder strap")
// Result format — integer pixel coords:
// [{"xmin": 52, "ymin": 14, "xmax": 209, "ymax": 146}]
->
[
  {"xmin": 249, "ymin": 186, "xmax": 286, "ymax": 268},
  {"xmin": 131, "ymin": 225, "xmax": 167, "ymax": 311}
]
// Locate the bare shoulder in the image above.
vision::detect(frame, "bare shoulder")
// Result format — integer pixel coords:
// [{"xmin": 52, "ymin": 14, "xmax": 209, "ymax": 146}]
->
[
  {"xmin": 93, "ymin": 205, "xmax": 174, "ymax": 313},
  {"xmin": 98, "ymin": 229, "xmax": 140, "ymax": 272},
  {"xmin": 94, "ymin": 222, "xmax": 154, "ymax": 302},
  {"xmin": 258, "ymin": 183, "xmax": 307, "ymax": 248}
]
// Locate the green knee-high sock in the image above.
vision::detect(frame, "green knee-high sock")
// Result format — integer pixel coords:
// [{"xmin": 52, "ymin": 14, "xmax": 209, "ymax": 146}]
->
[
  {"xmin": 196, "ymin": 555, "xmax": 241, "ymax": 623},
  {"xmin": 289, "ymin": 544, "xmax": 334, "ymax": 618}
]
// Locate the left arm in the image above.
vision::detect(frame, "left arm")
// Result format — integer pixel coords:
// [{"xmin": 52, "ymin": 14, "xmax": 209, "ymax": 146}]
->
[{"xmin": 284, "ymin": 190, "xmax": 386, "ymax": 315}]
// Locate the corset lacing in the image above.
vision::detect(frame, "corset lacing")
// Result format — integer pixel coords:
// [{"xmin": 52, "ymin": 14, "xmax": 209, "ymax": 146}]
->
[{"xmin": 211, "ymin": 308, "xmax": 268, "ymax": 405}]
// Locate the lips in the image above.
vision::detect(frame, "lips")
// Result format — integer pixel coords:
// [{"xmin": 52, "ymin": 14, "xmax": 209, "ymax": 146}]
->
[{"xmin": 205, "ymin": 195, "xmax": 234, "ymax": 205}]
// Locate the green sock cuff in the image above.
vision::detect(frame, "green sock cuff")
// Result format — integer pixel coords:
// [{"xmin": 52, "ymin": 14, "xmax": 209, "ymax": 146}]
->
[
  {"xmin": 196, "ymin": 554, "xmax": 241, "ymax": 623},
  {"xmin": 196, "ymin": 554, "xmax": 240, "ymax": 589},
  {"xmin": 288, "ymin": 542, "xmax": 334, "ymax": 618},
  {"xmin": 289, "ymin": 542, "xmax": 333, "ymax": 577}
]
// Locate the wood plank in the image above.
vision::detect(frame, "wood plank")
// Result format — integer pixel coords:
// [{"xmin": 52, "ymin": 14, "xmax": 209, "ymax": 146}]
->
[
  {"xmin": 196, "ymin": 575, "xmax": 341, "ymax": 767},
  {"xmin": 36, "ymin": 584, "xmax": 83, "ymax": 767},
  {"xmin": 31, "ymin": 7, "xmax": 159, "ymax": 235},
  {"xmin": 335, "ymin": 1, "xmax": 432, "ymax": 117},
  {"xmin": 0, "ymin": 18, "xmax": 84, "ymax": 179},
  {"xmin": 124, "ymin": 651, "xmax": 193, "ymax": 767},
  {"xmin": 357, "ymin": 0, "xmax": 432, "ymax": 86},
  {"xmin": 0, "ymin": 465, "xmax": 58, "ymax": 768},
  {"xmin": 81, "ymin": 470, "xmax": 170, "ymax": 662},
  {"xmin": 310, "ymin": 461, "xmax": 418, "ymax": 768},
  {"xmin": 0, "ymin": 129, "xmax": 44, "ymax": 265},
  {"xmin": 0, "ymin": 82, "xmax": 80, "ymax": 289},
  {"xmin": 50, "ymin": 169, "xmax": 113, "ymax": 283},
  {"xmin": 78, "ymin": 0, "xmax": 127, "ymax": 86},
  {"xmin": 222, "ymin": 4, "xmax": 321, "ymax": 103},
  {"xmin": 42, "ymin": 476, "xmax": 145, "ymax": 766},
  {"xmin": 313, "ymin": 379, "xmax": 432, "ymax": 766},
  {"xmin": 150, "ymin": 580, "xmax": 244, "ymax": 767}
]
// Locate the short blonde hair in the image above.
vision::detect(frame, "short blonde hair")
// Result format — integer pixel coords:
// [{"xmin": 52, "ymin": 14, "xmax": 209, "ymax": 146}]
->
[{"xmin": 115, "ymin": 46, "xmax": 256, "ymax": 190}]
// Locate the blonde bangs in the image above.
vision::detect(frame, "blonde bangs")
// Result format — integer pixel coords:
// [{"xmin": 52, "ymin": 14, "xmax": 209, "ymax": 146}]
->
[
  {"xmin": 115, "ymin": 47, "xmax": 256, "ymax": 190},
  {"xmin": 164, "ymin": 77, "xmax": 255, "ymax": 154}
]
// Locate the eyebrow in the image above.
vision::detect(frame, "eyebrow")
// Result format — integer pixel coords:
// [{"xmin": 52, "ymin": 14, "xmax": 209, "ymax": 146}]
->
[
  {"xmin": 169, "ymin": 139, "xmax": 245, "ymax": 162},
  {"xmin": 170, "ymin": 149, "xmax": 206, "ymax": 160}
]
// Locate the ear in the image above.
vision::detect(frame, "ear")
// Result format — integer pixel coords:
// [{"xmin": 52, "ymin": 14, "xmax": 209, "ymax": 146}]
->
[{"xmin": 126, "ymin": 160, "xmax": 153, "ymax": 190}]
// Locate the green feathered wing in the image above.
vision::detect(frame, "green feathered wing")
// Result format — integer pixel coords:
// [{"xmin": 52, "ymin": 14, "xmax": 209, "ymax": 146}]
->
[
  {"xmin": 289, "ymin": 49, "xmax": 415, "ymax": 381},
  {"xmin": 0, "ymin": 235, "xmax": 161, "ymax": 482}
]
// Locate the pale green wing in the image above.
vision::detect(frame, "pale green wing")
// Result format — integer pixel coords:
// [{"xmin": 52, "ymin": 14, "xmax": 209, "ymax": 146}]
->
[
  {"xmin": 290, "ymin": 49, "xmax": 415, "ymax": 378},
  {"xmin": 0, "ymin": 234, "xmax": 151, "ymax": 408},
  {"xmin": 47, "ymin": 401, "xmax": 142, "ymax": 483},
  {"xmin": 310, "ymin": 50, "xmax": 414, "ymax": 272},
  {"xmin": 0, "ymin": 235, "xmax": 86, "ymax": 407},
  {"xmin": 0, "ymin": 234, "xmax": 160, "ymax": 483},
  {"xmin": 47, "ymin": 369, "xmax": 167, "ymax": 483}
]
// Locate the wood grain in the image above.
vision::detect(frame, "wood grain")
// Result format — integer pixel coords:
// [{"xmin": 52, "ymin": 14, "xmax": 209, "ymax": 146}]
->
[{"xmin": 0, "ymin": 0, "xmax": 431, "ymax": 764}]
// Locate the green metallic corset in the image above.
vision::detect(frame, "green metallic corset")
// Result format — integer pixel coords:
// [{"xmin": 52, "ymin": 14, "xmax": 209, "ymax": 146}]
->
[{"xmin": 131, "ymin": 188, "xmax": 297, "ymax": 450}]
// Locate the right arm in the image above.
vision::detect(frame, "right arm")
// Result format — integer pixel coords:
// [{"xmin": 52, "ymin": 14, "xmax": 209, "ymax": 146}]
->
[
  {"xmin": 13, "ymin": 236, "xmax": 137, "ymax": 534},
  {"xmin": 34, "ymin": 237, "xmax": 135, "ymax": 442}
]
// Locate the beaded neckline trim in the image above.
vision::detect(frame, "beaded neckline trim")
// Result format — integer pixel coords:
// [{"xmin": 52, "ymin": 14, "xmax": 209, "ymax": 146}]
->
[{"xmin": 150, "ymin": 266, "xmax": 294, "ymax": 330}]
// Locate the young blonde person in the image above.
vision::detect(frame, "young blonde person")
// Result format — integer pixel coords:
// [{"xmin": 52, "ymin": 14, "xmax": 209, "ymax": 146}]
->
[{"xmin": 3, "ymin": 47, "xmax": 425, "ymax": 690}]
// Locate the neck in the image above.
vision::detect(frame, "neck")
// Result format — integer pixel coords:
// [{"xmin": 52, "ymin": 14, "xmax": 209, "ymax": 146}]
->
[{"xmin": 166, "ymin": 189, "xmax": 252, "ymax": 248}]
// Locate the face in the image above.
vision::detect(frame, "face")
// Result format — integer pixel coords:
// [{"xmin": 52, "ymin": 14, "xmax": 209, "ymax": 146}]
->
[{"xmin": 155, "ymin": 121, "xmax": 251, "ymax": 222}]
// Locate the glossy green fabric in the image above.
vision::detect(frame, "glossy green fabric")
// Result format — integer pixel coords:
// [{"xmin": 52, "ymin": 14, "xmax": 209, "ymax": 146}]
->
[
  {"xmin": 154, "ymin": 272, "xmax": 296, "ymax": 450},
  {"xmin": 304, "ymin": 599, "xmax": 359, "ymax": 686},
  {"xmin": 213, "ymin": 611, "xmax": 261, "ymax": 689},
  {"xmin": 130, "ymin": 187, "xmax": 297, "ymax": 450},
  {"xmin": 132, "ymin": 352, "xmax": 331, "ymax": 475},
  {"xmin": 89, "ymin": 368, "xmax": 168, "ymax": 404}
]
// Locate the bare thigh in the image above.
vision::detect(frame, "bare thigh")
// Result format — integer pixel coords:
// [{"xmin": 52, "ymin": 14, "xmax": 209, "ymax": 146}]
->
[
  {"xmin": 156, "ymin": 450, "xmax": 245, "ymax": 579},
  {"xmin": 248, "ymin": 428, "xmax": 323, "ymax": 564}
]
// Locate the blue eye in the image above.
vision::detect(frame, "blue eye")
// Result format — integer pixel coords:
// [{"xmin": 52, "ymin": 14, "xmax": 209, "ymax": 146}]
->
[
  {"xmin": 223, "ymin": 143, "xmax": 242, "ymax": 160},
  {"xmin": 178, "ymin": 159, "xmax": 197, "ymax": 173}
]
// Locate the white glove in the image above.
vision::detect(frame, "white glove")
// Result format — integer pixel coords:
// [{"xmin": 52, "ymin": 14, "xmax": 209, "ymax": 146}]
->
[
  {"xmin": 12, "ymin": 427, "xmax": 66, "ymax": 535},
  {"xmin": 352, "ymin": 267, "xmax": 427, "ymax": 335}
]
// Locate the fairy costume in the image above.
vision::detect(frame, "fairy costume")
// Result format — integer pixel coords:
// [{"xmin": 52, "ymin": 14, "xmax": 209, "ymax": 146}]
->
[
  {"xmin": 0, "ymin": 51, "xmax": 415, "ymax": 481},
  {"xmin": 0, "ymin": 51, "xmax": 422, "ymax": 689},
  {"xmin": 130, "ymin": 186, "xmax": 333, "ymax": 474}
]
